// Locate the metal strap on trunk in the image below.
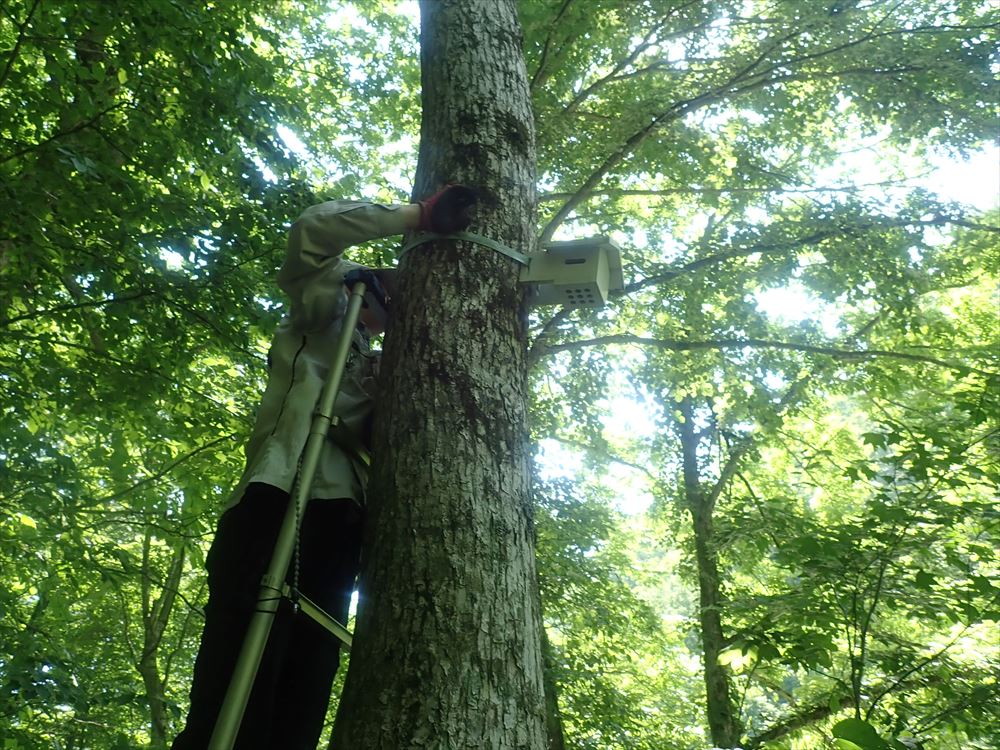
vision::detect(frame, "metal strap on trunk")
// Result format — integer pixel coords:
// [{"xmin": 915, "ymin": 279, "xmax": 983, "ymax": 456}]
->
[{"xmin": 398, "ymin": 231, "xmax": 530, "ymax": 265}]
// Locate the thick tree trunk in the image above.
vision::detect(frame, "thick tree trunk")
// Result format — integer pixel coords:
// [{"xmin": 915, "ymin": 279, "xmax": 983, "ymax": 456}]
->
[
  {"xmin": 678, "ymin": 399, "xmax": 742, "ymax": 748},
  {"xmin": 331, "ymin": 1, "xmax": 547, "ymax": 747}
]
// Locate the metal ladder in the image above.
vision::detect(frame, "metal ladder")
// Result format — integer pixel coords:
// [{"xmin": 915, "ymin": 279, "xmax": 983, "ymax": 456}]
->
[{"xmin": 207, "ymin": 282, "xmax": 368, "ymax": 750}]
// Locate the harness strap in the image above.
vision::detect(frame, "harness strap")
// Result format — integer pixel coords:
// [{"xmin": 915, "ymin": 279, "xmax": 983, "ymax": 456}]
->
[{"xmin": 398, "ymin": 231, "xmax": 531, "ymax": 265}]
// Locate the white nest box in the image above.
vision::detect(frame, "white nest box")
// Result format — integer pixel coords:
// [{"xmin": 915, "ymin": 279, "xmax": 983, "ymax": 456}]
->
[{"xmin": 520, "ymin": 236, "xmax": 625, "ymax": 308}]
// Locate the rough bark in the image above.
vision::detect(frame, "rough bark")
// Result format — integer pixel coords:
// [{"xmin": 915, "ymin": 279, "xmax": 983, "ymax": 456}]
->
[
  {"xmin": 678, "ymin": 398, "xmax": 743, "ymax": 748},
  {"xmin": 331, "ymin": 1, "xmax": 547, "ymax": 747}
]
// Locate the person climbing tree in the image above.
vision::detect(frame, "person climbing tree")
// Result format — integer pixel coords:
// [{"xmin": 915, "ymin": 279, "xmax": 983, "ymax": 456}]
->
[{"xmin": 171, "ymin": 186, "xmax": 478, "ymax": 750}]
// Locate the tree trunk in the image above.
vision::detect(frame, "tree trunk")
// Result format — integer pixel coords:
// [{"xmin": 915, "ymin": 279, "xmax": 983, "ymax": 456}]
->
[
  {"xmin": 540, "ymin": 621, "xmax": 567, "ymax": 750},
  {"xmin": 678, "ymin": 398, "xmax": 742, "ymax": 748},
  {"xmin": 331, "ymin": 1, "xmax": 547, "ymax": 747},
  {"xmin": 691, "ymin": 509, "xmax": 741, "ymax": 748},
  {"xmin": 138, "ymin": 537, "xmax": 186, "ymax": 749}
]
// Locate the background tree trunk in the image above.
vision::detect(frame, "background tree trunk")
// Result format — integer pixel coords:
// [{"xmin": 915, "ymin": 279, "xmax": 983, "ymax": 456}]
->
[
  {"xmin": 137, "ymin": 535, "xmax": 185, "ymax": 749},
  {"xmin": 679, "ymin": 398, "xmax": 743, "ymax": 748},
  {"xmin": 540, "ymin": 622, "xmax": 567, "ymax": 750},
  {"xmin": 331, "ymin": 0, "xmax": 547, "ymax": 747}
]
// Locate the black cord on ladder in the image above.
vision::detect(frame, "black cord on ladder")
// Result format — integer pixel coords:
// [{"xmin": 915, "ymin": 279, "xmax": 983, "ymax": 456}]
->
[{"xmin": 290, "ymin": 454, "xmax": 305, "ymax": 613}]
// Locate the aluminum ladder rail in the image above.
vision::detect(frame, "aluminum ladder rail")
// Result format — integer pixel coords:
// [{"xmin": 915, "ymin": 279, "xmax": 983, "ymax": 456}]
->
[{"xmin": 207, "ymin": 282, "xmax": 367, "ymax": 750}]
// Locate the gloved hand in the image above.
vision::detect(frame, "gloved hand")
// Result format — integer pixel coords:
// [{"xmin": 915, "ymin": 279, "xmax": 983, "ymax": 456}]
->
[
  {"xmin": 344, "ymin": 269, "xmax": 390, "ymax": 311},
  {"xmin": 418, "ymin": 184, "xmax": 478, "ymax": 233}
]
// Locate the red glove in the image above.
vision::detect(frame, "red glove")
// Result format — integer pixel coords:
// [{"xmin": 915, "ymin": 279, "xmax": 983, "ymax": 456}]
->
[{"xmin": 418, "ymin": 185, "xmax": 478, "ymax": 233}]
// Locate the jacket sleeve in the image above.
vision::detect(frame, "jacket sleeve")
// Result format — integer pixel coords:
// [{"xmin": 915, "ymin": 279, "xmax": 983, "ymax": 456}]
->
[{"xmin": 277, "ymin": 201, "xmax": 411, "ymax": 332}]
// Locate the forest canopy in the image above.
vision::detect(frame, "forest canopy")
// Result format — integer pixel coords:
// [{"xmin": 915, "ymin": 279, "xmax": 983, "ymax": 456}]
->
[{"xmin": 1, "ymin": 0, "xmax": 997, "ymax": 748}]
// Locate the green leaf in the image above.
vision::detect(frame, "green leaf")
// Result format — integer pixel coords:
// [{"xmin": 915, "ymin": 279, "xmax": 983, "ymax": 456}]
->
[
  {"xmin": 914, "ymin": 570, "xmax": 936, "ymax": 589},
  {"xmin": 833, "ymin": 718, "xmax": 890, "ymax": 750},
  {"xmin": 829, "ymin": 692, "xmax": 844, "ymax": 715},
  {"xmin": 717, "ymin": 648, "xmax": 741, "ymax": 666},
  {"xmin": 757, "ymin": 643, "xmax": 781, "ymax": 661},
  {"xmin": 861, "ymin": 432, "xmax": 888, "ymax": 448},
  {"xmin": 972, "ymin": 576, "xmax": 996, "ymax": 596}
]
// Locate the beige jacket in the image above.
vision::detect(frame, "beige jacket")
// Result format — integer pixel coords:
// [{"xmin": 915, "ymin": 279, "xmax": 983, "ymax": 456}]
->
[{"xmin": 229, "ymin": 201, "xmax": 410, "ymax": 506}]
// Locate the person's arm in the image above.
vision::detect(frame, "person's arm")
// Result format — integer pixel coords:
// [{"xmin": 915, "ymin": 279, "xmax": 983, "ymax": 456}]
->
[
  {"xmin": 278, "ymin": 188, "xmax": 477, "ymax": 332},
  {"xmin": 291, "ymin": 202, "xmax": 420, "ymax": 263},
  {"xmin": 278, "ymin": 202, "xmax": 418, "ymax": 332}
]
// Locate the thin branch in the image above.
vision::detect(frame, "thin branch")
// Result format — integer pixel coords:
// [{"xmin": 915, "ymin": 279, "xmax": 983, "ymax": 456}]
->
[
  {"xmin": 536, "ymin": 334, "xmax": 997, "ymax": 377},
  {"xmin": 744, "ymin": 694, "xmax": 855, "ymax": 749},
  {"xmin": 562, "ymin": 3, "xmax": 704, "ymax": 115},
  {"xmin": 162, "ymin": 577, "xmax": 207, "ymax": 686},
  {"xmin": 141, "ymin": 529, "xmax": 153, "ymax": 641},
  {"xmin": 528, "ymin": 306, "xmax": 574, "ymax": 364},
  {"xmin": 550, "ymin": 435, "xmax": 658, "ymax": 482},
  {"xmin": 157, "ymin": 294, "xmax": 263, "ymax": 362},
  {"xmin": 539, "ymin": 94, "xmax": 696, "ymax": 242},
  {"xmin": 116, "ymin": 585, "xmax": 140, "ymax": 666},
  {"xmin": 706, "ymin": 376, "xmax": 809, "ymax": 512},
  {"xmin": 537, "ymin": 178, "xmax": 919, "ymax": 202},
  {"xmin": 90, "ymin": 123, "xmax": 132, "ymax": 163},
  {"xmin": 530, "ymin": 213, "xmax": 983, "ymax": 365},
  {"xmin": 0, "ymin": 290, "xmax": 153, "ymax": 327},
  {"xmin": 0, "ymin": 102, "xmax": 126, "ymax": 165},
  {"xmin": 0, "ymin": 0, "xmax": 42, "ymax": 89},
  {"xmin": 529, "ymin": 0, "xmax": 575, "ymax": 92},
  {"xmin": 142, "ymin": 543, "xmax": 186, "ymax": 660},
  {"xmin": 539, "ymin": 22, "xmax": 810, "ymax": 240},
  {"xmin": 854, "ymin": 550, "xmax": 890, "ymax": 717},
  {"xmin": 539, "ymin": 15, "xmax": 998, "ymax": 240},
  {"xmin": 866, "ymin": 598, "xmax": 998, "ymax": 720},
  {"xmin": 735, "ymin": 472, "xmax": 781, "ymax": 549},
  {"xmin": 94, "ymin": 434, "xmax": 238, "ymax": 505},
  {"xmin": 913, "ymin": 681, "xmax": 1000, "ymax": 735},
  {"xmin": 8, "ymin": 332, "xmax": 254, "ymax": 420}
]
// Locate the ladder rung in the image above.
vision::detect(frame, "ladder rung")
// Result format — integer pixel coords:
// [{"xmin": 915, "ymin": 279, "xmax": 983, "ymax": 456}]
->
[{"xmin": 284, "ymin": 586, "xmax": 353, "ymax": 650}]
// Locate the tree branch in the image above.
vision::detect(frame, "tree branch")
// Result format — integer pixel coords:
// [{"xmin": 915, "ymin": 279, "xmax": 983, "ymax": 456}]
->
[
  {"xmin": 0, "ymin": 290, "xmax": 152, "ymax": 327},
  {"xmin": 735, "ymin": 472, "xmax": 781, "ymax": 548},
  {"xmin": 854, "ymin": 550, "xmax": 890, "ymax": 717},
  {"xmin": 94, "ymin": 434, "xmax": 238, "ymax": 505},
  {"xmin": 8, "ymin": 332, "xmax": 254, "ymax": 420},
  {"xmin": 529, "ymin": 214, "xmax": 987, "ymax": 366},
  {"xmin": 529, "ymin": 0, "xmax": 575, "ymax": 91},
  {"xmin": 537, "ymin": 177, "xmax": 918, "ymax": 202},
  {"xmin": 745, "ymin": 694, "xmax": 855, "ymax": 749},
  {"xmin": 866, "ymin": 606, "xmax": 996, "ymax": 720},
  {"xmin": 706, "ymin": 376, "xmax": 810, "ymax": 513},
  {"xmin": 0, "ymin": 0, "xmax": 42, "ymax": 89},
  {"xmin": 549, "ymin": 435, "xmax": 659, "ymax": 482},
  {"xmin": 561, "ymin": 3, "xmax": 704, "ymax": 115},
  {"xmin": 0, "ymin": 102, "xmax": 126, "ymax": 165},
  {"xmin": 539, "ymin": 14, "xmax": 998, "ymax": 241},
  {"xmin": 535, "ymin": 334, "xmax": 997, "ymax": 377},
  {"xmin": 912, "ymin": 680, "xmax": 1000, "ymax": 735},
  {"xmin": 623, "ymin": 212, "xmax": 999, "ymax": 297}
]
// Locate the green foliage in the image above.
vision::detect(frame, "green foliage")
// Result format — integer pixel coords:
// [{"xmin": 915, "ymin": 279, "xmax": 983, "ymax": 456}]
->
[
  {"xmin": 1, "ymin": 0, "xmax": 419, "ymax": 746},
  {"xmin": 3, "ymin": 0, "xmax": 998, "ymax": 747},
  {"xmin": 534, "ymin": 478, "xmax": 701, "ymax": 749}
]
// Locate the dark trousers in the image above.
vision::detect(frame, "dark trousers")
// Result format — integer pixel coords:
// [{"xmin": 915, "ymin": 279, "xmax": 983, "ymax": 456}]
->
[{"xmin": 171, "ymin": 483, "xmax": 362, "ymax": 750}]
